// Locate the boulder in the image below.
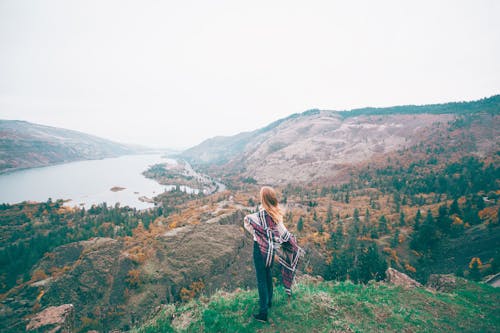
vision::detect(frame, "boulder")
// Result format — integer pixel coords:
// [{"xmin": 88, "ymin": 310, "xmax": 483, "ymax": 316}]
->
[
  {"xmin": 484, "ymin": 272, "xmax": 500, "ymax": 288},
  {"xmin": 426, "ymin": 274, "xmax": 457, "ymax": 292},
  {"xmin": 26, "ymin": 304, "xmax": 74, "ymax": 332},
  {"xmin": 295, "ymin": 273, "xmax": 324, "ymax": 285},
  {"xmin": 385, "ymin": 268, "xmax": 422, "ymax": 289}
]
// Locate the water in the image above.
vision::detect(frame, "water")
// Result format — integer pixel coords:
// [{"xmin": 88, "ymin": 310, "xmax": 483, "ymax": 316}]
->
[{"xmin": 0, "ymin": 154, "xmax": 199, "ymax": 209}]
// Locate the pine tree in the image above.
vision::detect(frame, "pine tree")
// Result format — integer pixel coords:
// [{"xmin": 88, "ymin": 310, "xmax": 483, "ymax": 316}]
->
[
  {"xmin": 449, "ymin": 198, "xmax": 461, "ymax": 216},
  {"xmin": 414, "ymin": 209, "xmax": 422, "ymax": 230},
  {"xmin": 353, "ymin": 208, "xmax": 360, "ymax": 234},
  {"xmin": 297, "ymin": 216, "xmax": 304, "ymax": 232},
  {"xmin": 378, "ymin": 215, "xmax": 388, "ymax": 234},
  {"xmin": 326, "ymin": 204, "xmax": 333, "ymax": 224},
  {"xmin": 437, "ymin": 204, "xmax": 452, "ymax": 233},
  {"xmin": 357, "ymin": 243, "xmax": 387, "ymax": 283},
  {"xmin": 353, "ymin": 208, "xmax": 360, "ymax": 222},
  {"xmin": 425, "ymin": 209, "xmax": 434, "ymax": 225},
  {"xmin": 399, "ymin": 211, "xmax": 405, "ymax": 226},
  {"xmin": 335, "ymin": 220, "xmax": 344, "ymax": 245},
  {"xmin": 411, "ymin": 209, "xmax": 439, "ymax": 253},
  {"xmin": 391, "ymin": 229, "xmax": 400, "ymax": 247}
]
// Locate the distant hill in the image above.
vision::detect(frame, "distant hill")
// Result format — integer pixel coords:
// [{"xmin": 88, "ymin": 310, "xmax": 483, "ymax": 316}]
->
[
  {"xmin": 179, "ymin": 95, "xmax": 500, "ymax": 185},
  {"xmin": 0, "ymin": 120, "xmax": 142, "ymax": 173}
]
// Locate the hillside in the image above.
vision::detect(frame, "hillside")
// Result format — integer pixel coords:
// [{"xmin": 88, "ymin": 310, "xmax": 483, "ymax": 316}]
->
[
  {"xmin": 1, "ymin": 96, "xmax": 498, "ymax": 332},
  {"xmin": 179, "ymin": 95, "xmax": 499, "ymax": 185},
  {"xmin": 0, "ymin": 196, "xmax": 257, "ymax": 332},
  {"xmin": 132, "ymin": 274, "xmax": 500, "ymax": 333},
  {"xmin": 0, "ymin": 120, "xmax": 141, "ymax": 173}
]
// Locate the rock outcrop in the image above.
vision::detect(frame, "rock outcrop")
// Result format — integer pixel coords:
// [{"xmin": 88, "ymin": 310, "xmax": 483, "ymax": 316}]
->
[
  {"xmin": 4, "ymin": 221, "xmax": 256, "ymax": 331},
  {"xmin": 426, "ymin": 274, "xmax": 458, "ymax": 292},
  {"xmin": 484, "ymin": 272, "xmax": 500, "ymax": 287},
  {"xmin": 385, "ymin": 268, "xmax": 422, "ymax": 289},
  {"xmin": 26, "ymin": 304, "xmax": 74, "ymax": 332}
]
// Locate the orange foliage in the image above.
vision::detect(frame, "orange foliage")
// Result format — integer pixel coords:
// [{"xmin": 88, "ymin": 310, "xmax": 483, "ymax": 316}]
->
[
  {"xmin": 127, "ymin": 246, "xmax": 147, "ymax": 264},
  {"xmin": 478, "ymin": 206, "xmax": 497, "ymax": 222},
  {"xmin": 398, "ymin": 233, "xmax": 405, "ymax": 244},
  {"xmin": 180, "ymin": 280, "xmax": 205, "ymax": 301},
  {"xmin": 469, "ymin": 257, "xmax": 482, "ymax": 269},
  {"xmin": 31, "ymin": 269, "xmax": 48, "ymax": 282},
  {"xmin": 126, "ymin": 269, "xmax": 141, "ymax": 288},
  {"xmin": 383, "ymin": 247, "xmax": 399, "ymax": 264},
  {"xmin": 404, "ymin": 263, "xmax": 416, "ymax": 273}
]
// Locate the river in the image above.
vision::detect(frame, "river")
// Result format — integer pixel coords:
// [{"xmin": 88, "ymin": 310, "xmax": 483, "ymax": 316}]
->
[{"xmin": 0, "ymin": 154, "xmax": 210, "ymax": 209}]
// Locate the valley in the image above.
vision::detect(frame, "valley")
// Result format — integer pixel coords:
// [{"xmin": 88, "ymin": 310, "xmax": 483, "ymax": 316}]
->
[{"xmin": 0, "ymin": 95, "xmax": 499, "ymax": 332}]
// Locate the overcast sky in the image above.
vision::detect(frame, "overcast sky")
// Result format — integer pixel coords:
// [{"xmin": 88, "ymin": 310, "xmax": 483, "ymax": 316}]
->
[{"xmin": 1, "ymin": 1, "xmax": 499, "ymax": 150}]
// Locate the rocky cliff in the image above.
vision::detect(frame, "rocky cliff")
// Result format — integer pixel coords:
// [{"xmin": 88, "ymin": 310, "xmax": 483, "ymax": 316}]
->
[{"xmin": 1, "ymin": 213, "xmax": 259, "ymax": 332}]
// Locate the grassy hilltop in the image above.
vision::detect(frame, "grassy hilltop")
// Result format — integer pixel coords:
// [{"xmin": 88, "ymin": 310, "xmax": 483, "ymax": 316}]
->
[{"xmin": 133, "ymin": 276, "xmax": 499, "ymax": 333}]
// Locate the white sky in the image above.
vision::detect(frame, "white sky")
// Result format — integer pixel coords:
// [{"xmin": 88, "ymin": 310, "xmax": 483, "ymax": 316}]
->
[{"xmin": 1, "ymin": 1, "xmax": 499, "ymax": 150}]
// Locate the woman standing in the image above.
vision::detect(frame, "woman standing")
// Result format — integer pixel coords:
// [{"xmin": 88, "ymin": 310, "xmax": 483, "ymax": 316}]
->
[{"xmin": 244, "ymin": 186, "xmax": 303, "ymax": 322}]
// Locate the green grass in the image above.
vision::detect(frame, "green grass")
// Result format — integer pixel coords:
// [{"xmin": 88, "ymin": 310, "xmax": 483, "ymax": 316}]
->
[{"xmin": 131, "ymin": 278, "xmax": 500, "ymax": 333}]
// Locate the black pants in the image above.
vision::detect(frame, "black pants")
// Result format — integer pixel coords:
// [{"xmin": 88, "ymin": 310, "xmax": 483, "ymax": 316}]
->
[{"xmin": 253, "ymin": 241, "xmax": 273, "ymax": 315}]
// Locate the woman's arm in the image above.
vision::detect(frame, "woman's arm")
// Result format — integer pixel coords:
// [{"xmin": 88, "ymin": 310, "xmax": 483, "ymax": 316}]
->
[
  {"xmin": 277, "ymin": 221, "xmax": 289, "ymax": 238},
  {"xmin": 243, "ymin": 216, "xmax": 255, "ymax": 237}
]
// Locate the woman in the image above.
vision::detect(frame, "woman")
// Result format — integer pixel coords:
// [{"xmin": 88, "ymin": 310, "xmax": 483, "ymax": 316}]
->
[{"xmin": 244, "ymin": 186, "xmax": 303, "ymax": 322}]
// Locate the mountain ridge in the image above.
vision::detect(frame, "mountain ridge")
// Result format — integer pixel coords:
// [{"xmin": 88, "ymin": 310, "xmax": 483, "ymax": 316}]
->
[{"xmin": 179, "ymin": 95, "xmax": 499, "ymax": 185}]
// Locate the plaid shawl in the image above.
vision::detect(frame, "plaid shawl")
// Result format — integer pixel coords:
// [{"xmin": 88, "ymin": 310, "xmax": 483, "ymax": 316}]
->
[{"xmin": 245, "ymin": 209, "xmax": 304, "ymax": 295}]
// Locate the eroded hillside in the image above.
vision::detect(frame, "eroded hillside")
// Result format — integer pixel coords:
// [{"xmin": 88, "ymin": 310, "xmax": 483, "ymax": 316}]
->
[{"xmin": 181, "ymin": 96, "xmax": 499, "ymax": 186}]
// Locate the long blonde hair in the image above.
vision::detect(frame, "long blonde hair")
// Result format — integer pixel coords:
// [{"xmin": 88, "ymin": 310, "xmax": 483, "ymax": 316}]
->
[{"xmin": 260, "ymin": 186, "xmax": 283, "ymax": 224}]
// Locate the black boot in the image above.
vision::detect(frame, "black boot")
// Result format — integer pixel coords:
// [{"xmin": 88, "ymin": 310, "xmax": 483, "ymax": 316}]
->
[{"xmin": 253, "ymin": 312, "xmax": 268, "ymax": 322}]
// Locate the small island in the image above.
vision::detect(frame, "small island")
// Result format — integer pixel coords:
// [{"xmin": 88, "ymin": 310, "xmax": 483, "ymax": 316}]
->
[
  {"xmin": 110, "ymin": 186, "xmax": 126, "ymax": 192},
  {"xmin": 138, "ymin": 195, "xmax": 154, "ymax": 203}
]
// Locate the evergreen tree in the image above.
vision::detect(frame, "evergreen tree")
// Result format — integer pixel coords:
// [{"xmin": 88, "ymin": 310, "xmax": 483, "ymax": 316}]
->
[
  {"xmin": 353, "ymin": 208, "xmax": 360, "ymax": 234},
  {"xmin": 357, "ymin": 243, "xmax": 387, "ymax": 283},
  {"xmin": 335, "ymin": 220, "xmax": 344, "ymax": 246},
  {"xmin": 326, "ymin": 204, "xmax": 333, "ymax": 224},
  {"xmin": 414, "ymin": 209, "xmax": 422, "ymax": 230},
  {"xmin": 391, "ymin": 229, "xmax": 400, "ymax": 247},
  {"xmin": 437, "ymin": 204, "xmax": 452, "ymax": 233},
  {"xmin": 378, "ymin": 215, "xmax": 389, "ymax": 234},
  {"xmin": 364, "ymin": 209, "xmax": 370, "ymax": 224},
  {"xmin": 297, "ymin": 216, "xmax": 304, "ymax": 232},
  {"xmin": 425, "ymin": 209, "xmax": 434, "ymax": 225},
  {"xmin": 411, "ymin": 209, "xmax": 439, "ymax": 253},
  {"xmin": 399, "ymin": 211, "xmax": 405, "ymax": 226},
  {"xmin": 449, "ymin": 198, "xmax": 461, "ymax": 216},
  {"xmin": 326, "ymin": 252, "xmax": 350, "ymax": 281},
  {"xmin": 393, "ymin": 192, "xmax": 401, "ymax": 212}
]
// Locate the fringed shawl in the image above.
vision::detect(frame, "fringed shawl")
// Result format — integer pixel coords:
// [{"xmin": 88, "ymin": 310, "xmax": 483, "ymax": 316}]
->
[{"xmin": 245, "ymin": 209, "xmax": 304, "ymax": 295}]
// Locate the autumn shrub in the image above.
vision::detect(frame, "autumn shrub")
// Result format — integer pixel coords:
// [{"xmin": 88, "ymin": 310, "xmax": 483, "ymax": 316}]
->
[
  {"xmin": 31, "ymin": 269, "xmax": 48, "ymax": 282},
  {"xmin": 126, "ymin": 269, "xmax": 141, "ymax": 288},
  {"xmin": 180, "ymin": 280, "xmax": 205, "ymax": 302}
]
